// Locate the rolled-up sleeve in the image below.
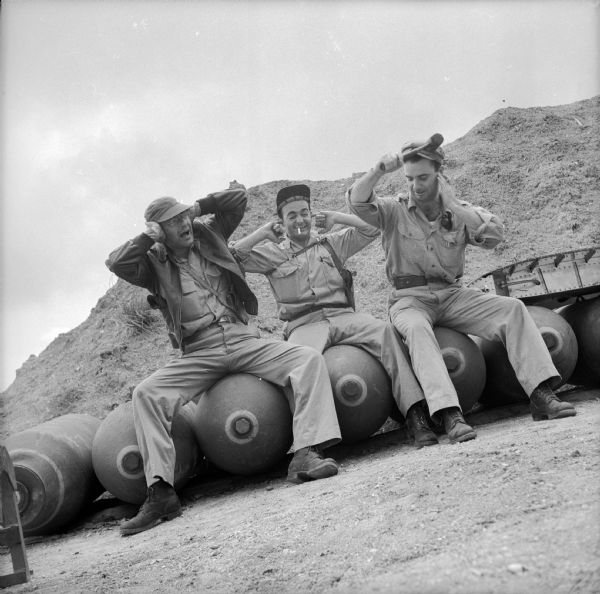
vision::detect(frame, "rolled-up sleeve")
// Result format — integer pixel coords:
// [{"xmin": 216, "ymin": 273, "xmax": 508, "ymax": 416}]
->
[
  {"xmin": 326, "ymin": 225, "xmax": 379, "ymax": 263},
  {"xmin": 230, "ymin": 241, "xmax": 286, "ymax": 274},
  {"xmin": 454, "ymin": 202, "xmax": 504, "ymax": 249},
  {"xmin": 345, "ymin": 187, "xmax": 389, "ymax": 229}
]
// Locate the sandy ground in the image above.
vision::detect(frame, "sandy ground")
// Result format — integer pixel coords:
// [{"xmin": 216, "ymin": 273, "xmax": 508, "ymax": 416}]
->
[{"xmin": 2, "ymin": 389, "xmax": 599, "ymax": 594}]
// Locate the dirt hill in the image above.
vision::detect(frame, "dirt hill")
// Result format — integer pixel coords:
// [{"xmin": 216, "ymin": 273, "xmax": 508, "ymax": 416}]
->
[{"xmin": 2, "ymin": 96, "xmax": 599, "ymax": 439}]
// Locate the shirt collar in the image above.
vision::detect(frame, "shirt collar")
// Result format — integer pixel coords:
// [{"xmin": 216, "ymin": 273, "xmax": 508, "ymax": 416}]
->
[
  {"xmin": 282, "ymin": 230, "xmax": 319, "ymax": 251},
  {"xmin": 407, "ymin": 187, "xmax": 447, "ymax": 212}
]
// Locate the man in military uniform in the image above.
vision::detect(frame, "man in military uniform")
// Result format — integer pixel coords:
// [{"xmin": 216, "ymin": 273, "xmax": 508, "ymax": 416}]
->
[
  {"xmin": 230, "ymin": 184, "xmax": 437, "ymax": 448},
  {"xmin": 106, "ymin": 188, "xmax": 342, "ymax": 536},
  {"xmin": 346, "ymin": 134, "xmax": 576, "ymax": 437}
]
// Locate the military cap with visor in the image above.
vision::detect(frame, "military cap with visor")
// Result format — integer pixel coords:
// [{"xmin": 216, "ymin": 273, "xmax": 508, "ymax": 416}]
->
[
  {"xmin": 144, "ymin": 196, "xmax": 193, "ymax": 223},
  {"xmin": 401, "ymin": 133, "xmax": 445, "ymax": 164}
]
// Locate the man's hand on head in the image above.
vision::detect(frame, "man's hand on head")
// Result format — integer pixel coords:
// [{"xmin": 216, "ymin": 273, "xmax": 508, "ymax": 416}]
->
[
  {"xmin": 190, "ymin": 203, "xmax": 201, "ymax": 219},
  {"xmin": 264, "ymin": 221, "xmax": 285, "ymax": 243},
  {"xmin": 314, "ymin": 211, "xmax": 335, "ymax": 233},
  {"xmin": 145, "ymin": 221, "xmax": 165, "ymax": 243}
]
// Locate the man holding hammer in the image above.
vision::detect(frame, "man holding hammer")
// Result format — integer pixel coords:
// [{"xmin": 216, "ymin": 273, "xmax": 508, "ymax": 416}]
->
[{"xmin": 347, "ymin": 134, "xmax": 576, "ymax": 441}]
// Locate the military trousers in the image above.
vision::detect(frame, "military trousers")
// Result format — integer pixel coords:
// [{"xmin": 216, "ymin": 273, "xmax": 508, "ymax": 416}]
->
[
  {"xmin": 132, "ymin": 322, "xmax": 341, "ymax": 487},
  {"xmin": 287, "ymin": 309, "xmax": 426, "ymax": 417},
  {"xmin": 389, "ymin": 285, "xmax": 559, "ymax": 417}
]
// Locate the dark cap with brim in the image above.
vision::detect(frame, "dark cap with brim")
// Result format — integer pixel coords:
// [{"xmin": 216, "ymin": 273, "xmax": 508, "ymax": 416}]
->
[
  {"xmin": 276, "ymin": 184, "xmax": 311, "ymax": 213},
  {"xmin": 401, "ymin": 133, "xmax": 445, "ymax": 164},
  {"xmin": 145, "ymin": 197, "xmax": 192, "ymax": 223}
]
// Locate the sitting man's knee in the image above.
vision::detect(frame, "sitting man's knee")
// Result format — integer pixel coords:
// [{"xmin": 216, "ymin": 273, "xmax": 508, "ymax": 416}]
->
[
  {"xmin": 393, "ymin": 316, "xmax": 431, "ymax": 338},
  {"xmin": 502, "ymin": 296, "xmax": 528, "ymax": 319},
  {"xmin": 296, "ymin": 345, "xmax": 321, "ymax": 361},
  {"xmin": 132, "ymin": 379, "xmax": 154, "ymax": 405}
]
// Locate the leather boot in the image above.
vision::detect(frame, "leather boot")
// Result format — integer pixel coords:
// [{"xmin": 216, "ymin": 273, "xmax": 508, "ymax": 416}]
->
[
  {"xmin": 287, "ymin": 446, "xmax": 339, "ymax": 484},
  {"xmin": 406, "ymin": 401, "xmax": 438, "ymax": 448},
  {"xmin": 441, "ymin": 407, "xmax": 477, "ymax": 443},
  {"xmin": 120, "ymin": 479, "xmax": 182, "ymax": 536},
  {"xmin": 530, "ymin": 382, "xmax": 576, "ymax": 421}
]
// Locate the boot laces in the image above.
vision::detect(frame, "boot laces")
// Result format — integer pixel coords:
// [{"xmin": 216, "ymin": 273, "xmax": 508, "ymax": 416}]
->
[
  {"xmin": 147, "ymin": 480, "xmax": 173, "ymax": 502},
  {"xmin": 306, "ymin": 446, "xmax": 324, "ymax": 458},
  {"xmin": 408, "ymin": 402, "xmax": 430, "ymax": 428},
  {"xmin": 414, "ymin": 408, "xmax": 430, "ymax": 428},
  {"xmin": 533, "ymin": 385, "xmax": 558, "ymax": 404},
  {"xmin": 444, "ymin": 408, "xmax": 465, "ymax": 431}
]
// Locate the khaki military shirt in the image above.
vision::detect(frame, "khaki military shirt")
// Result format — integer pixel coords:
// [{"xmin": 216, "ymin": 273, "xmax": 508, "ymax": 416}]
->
[
  {"xmin": 347, "ymin": 180, "xmax": 504, "ymax": 286},
  {"xmin": 233, "ymin": 225, "xmax": 378, "ymax": 321},
  {"xmin": 175, "ymin": 249, "xmax": 239, "ymax": 337}
]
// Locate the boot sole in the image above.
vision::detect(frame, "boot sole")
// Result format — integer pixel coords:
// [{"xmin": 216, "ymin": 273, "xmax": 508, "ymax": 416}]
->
[
  {"xmin": 120, "ymin": 508, "xmax": 182, "ymax": 536},
  {"xmin": 532, "ymin": 408, "xmax": 577, "ymax": 421},
  {"xmin": 449, "ymin": 430, "xmax": 477, "ymax": 444},
  {"xmin": 415, "ymin": 437, "xmax": 439, "ymax": 448},
  {"xmin": 287, "ymin": 461, "xmax": 339, "ymax": 484}
]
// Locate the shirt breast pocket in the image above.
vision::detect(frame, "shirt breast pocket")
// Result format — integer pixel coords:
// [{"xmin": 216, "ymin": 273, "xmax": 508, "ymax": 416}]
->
[
  {"xmin": 438, "ymin": 229, "xmax": 465, "ymax": 266},
  {"xmin": 180, "ymin": 276, "xmax": 197, "ymax": 295},
  {"xmin": 204, "ymin": 262, "xmax": 224, "ymax": 288},
  {"xmin": 269, "ymin": 260, "xmax": 301, "ymax": 302},
  {"xmin": 319, "ymin": 254, "xmax": 345, "ymax": 292},
  {"xmin": 397, "ymin": 220, "xmax": 426, "ymax": 261}
]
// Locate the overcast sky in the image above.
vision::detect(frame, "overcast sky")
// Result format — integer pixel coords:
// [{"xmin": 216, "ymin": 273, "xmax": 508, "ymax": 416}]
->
[{"xmin": 1, "ymin": 0, "xmax": 598, "ymax": 390}]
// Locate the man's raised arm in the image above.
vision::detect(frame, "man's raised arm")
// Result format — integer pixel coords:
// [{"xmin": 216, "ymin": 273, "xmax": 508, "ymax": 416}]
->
[{"xmin": 348, "ymin": 152, "xmax": 403, "ymax": 204}]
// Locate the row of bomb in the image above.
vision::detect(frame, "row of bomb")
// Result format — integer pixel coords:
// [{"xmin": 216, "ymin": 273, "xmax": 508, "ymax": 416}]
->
[{"xmin": 4, "ymin": 295, "xmax": 598, "ymax": 537}]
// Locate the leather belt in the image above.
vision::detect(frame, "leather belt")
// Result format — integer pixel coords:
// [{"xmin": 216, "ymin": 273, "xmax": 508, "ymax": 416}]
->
[
  {"xmin": 283, "ymin": 302, "xmax": 349, "ymax": 322},
  {"xmin": 392, "ymin": 275, "xmax": 456, "ymax": 289},
  {"xmin": 393, "ymin": 275, "xmax": 429, "ymax": 289},
  {"xmin": 182, "ymin": 315, "xmax": 239, "ymax": 348}
]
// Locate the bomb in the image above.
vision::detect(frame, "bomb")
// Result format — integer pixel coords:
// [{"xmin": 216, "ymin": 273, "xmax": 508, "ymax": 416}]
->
[
  {"xmin": 5, "ymin": 414, "xmax": 102, "ymax": 536},
  {"xmin": 530, "ymin": 306, "xmax": 579, "ymax": 381},
  {"xmin": 92, "ymin": 401, "xmax": 201, "ymax": 505},
  {"xmin": 323, "ymin": 345, "xmax": 393, "ymax": 443},
  {"xmin": 476, "ymin": 339, "xmax": 523, "ymax": 406},
  {"xmin": 559, "ymin": 296, "xmax": 600, "ymax": 384},
  {"xmin": 477, "ymin": 305, "xmax": 578, "ymax": 407},
  {"xmin": 192, "ymin": 374, "xmax": 293, "ymax": 475},
  {"xmin": 433, "ymin": 327, "xmax": 486, "ymax": 414},
  {"xmin": 563, "ymin": 355, "xmax": 600, "ymax": 388}
]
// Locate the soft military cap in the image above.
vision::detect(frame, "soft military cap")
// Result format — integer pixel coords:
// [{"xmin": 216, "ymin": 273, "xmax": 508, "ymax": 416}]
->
[
  {"xmin": 144, "ymin": 197, "xmax": 192, "ymax": 223},
  {"xmin": 276, "ymin": 184, "xmax": 311, "ymax": 214},
  {"xmin": 401, "ymin": 133, "xmax": 445, "ymax": 164}
]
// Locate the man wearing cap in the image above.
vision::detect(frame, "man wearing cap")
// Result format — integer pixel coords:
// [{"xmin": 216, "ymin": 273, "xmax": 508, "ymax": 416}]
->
[
  {"xmin": 346, "ymin": 134, "xmax": 576, "ymax": 440},
  {"xmin": 230, "ymin": 184, "xmax": 435, "ymax": 448},
  {"xmin": 106, "ymin": 188, "xmax": 342, "ymax": 536}
]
